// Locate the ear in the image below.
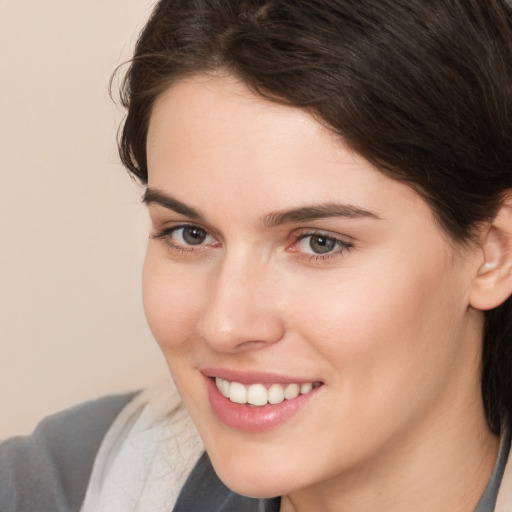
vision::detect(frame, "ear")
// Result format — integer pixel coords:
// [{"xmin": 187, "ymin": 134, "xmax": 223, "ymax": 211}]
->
[{"xmin": 469, "ymin": 193, "xmax": 512, "ymax": 311}]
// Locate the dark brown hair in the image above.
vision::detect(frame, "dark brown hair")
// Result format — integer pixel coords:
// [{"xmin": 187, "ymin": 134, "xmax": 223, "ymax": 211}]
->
[{"xmin": 119, "ymin": 0, "xmax": 512, "ymax": 432}]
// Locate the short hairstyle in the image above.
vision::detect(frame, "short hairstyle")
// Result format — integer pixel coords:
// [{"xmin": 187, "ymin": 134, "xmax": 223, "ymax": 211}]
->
[{"xmin": 118, "ymin": 0, "xmax": 512, "ymax": 432}]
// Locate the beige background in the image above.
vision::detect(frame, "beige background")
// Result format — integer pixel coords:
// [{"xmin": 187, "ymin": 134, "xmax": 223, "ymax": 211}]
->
[{"xmin": 0, "ymin": 0, "xmax": 169, "ymax": 438}]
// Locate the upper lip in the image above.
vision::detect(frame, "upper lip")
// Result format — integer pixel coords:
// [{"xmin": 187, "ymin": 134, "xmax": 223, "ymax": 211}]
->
[{"xmin": 200, "ymin": 367, "xmax": 322, "ymax": 385}]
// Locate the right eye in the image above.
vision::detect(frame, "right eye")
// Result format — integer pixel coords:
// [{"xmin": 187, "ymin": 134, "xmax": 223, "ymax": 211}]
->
[{"xmin": 152, "ymin": 224, "xmax": 219, "ymax": 253}]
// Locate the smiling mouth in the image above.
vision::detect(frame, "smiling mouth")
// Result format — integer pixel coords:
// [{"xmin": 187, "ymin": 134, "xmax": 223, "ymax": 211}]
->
[{"xmin": 215, "ymin": 377, "xmax": 323, "ymax": 406}]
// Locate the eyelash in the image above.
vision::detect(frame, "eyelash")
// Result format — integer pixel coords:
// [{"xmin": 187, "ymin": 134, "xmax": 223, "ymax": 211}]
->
[
  {"xmin": 289, "ymin": 230, "xmax": 353, "ymax": 263},
  {"xmin": 151, "ymin": 224, "xmax": 217, "ymax": 254},
  {"xmin": 152, "ymin": 224, "xmax": 353, "ymax": 262}
]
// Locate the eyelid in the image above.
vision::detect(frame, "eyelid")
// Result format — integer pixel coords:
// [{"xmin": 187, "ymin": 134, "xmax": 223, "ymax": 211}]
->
[
  {"xmin": 151, "ymin": 222, "xmax": 353, "ymax": 262},
  {"xmin": 151, "ymin": 219, "xmax": 216, "ymax": 239},
  {"xmin": 151, "ymin": 222, "xmax": 220, "ymax": 252},
  {"xmin": 287, "ymin": 228, "xmax": 353, "ymax": 262}
]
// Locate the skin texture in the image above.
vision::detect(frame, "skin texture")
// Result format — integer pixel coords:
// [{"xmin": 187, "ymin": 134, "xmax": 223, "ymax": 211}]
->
[{"xmin": 143, "ymin": 75, "xmax": 500, "ymax": 512}]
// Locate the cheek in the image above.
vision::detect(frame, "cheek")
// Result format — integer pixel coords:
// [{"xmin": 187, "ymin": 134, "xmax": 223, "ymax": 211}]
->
[
  {"xmin": 142, "ymin": 247, "xmax": 203, "ymax": 354},
  {"xmin": 292, "ymin": 252, "xmax": 467, "ymax": 399}
]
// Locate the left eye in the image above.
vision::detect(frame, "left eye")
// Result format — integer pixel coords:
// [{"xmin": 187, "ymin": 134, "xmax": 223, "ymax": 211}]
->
[
  {"xmin": 295, "ymin": 233, "xmax": 351, "ymax": 256},
  {"xmin": 300, "ymin": 234, "xmax": 337, "ymax": 254}
]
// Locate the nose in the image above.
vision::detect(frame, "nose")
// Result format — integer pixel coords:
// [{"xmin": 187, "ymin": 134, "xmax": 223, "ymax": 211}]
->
[{"xmin": 196, "ymin": 253, "xmax": 285, "ymax": 352}]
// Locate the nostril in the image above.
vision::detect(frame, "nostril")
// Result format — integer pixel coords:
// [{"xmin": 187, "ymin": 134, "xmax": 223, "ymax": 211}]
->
[{"xmin": 235, "ymin": 339, "xmax": 277, "ymax": 351}]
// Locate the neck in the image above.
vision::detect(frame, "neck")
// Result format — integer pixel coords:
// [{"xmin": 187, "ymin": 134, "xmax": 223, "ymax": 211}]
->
[{"xmin": 280, "ymin": 401, "xmax": 500, "ymax": 512}]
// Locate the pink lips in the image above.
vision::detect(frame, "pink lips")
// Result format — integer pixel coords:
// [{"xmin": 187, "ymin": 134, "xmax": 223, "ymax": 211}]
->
[{"xmin": 203, "ymin": 370, "xmax": 322, "ymax": 432}]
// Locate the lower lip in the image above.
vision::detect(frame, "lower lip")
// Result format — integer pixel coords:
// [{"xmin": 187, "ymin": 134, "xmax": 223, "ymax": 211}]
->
[{"xmin": 205, "ymin": 377, "xmax": 320, "ymax": 432}]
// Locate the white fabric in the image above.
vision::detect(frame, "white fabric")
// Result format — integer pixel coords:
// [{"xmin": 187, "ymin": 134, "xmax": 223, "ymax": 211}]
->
[
  {"xmin": 79, "ymin": 379, "xmax": 204, "ymax": 512},
  {"xmin": 79, "ymin": 378, "xmax": 512, "ymax": 512}
]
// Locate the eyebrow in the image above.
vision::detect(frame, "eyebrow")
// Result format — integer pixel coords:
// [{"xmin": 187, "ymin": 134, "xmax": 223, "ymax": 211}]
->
[
  {"xmin": 143, "ymin": 187, "xmax": 380, "ymax": 226},
  {"xmin": 262, "ymin": 204, "xmax": 381, "ymax": 227},
  {"xmin": 143, "ymin": 188, "xmax": 203, "ymax": 219}
]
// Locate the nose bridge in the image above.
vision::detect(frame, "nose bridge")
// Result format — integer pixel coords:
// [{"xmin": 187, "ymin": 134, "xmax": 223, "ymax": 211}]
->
[{"xmin": 197, "ymin": 248, "xmax": 284, "ymax": 351}]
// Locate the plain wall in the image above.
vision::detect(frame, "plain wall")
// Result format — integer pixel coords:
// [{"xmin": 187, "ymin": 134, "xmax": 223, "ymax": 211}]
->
[{"xmin": 0, "ymin": 0, "xmax": 169, "ymax": 438}]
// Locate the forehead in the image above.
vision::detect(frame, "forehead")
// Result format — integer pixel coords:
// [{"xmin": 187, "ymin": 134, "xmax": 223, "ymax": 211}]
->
[
  {"xmin": 145, "ymin": 74, "xmax": 429, "ymax": 225},
  {"xmin": 147, "ymin": 74, "xmax": 336, "ymax": 175}
]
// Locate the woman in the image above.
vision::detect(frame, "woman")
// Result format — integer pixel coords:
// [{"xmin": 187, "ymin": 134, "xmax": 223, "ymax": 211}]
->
[{"xmin": 1, "ymin": 0, "xmax": 512, "ymax": 511}]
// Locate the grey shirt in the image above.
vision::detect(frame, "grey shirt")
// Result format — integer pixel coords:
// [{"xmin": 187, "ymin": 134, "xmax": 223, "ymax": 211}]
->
[
  {"xmin": 0, "ymin": 393, "xmax": 137, "ymax": 512},
  {"xmin": 0, "ymin": 394, "xmax": 508, "ymax": 512}
]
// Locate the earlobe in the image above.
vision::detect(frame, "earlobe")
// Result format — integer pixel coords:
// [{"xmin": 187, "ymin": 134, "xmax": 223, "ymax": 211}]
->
[{"xmin": 469, "ymin": 194, "xmax": 512, "ymax": 311}]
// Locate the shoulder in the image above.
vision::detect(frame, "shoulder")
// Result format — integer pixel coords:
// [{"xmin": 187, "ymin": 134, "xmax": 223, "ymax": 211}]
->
[
  {"xmin": 79, "ymin": 382, "xmax": 205, "ymax": 512},
  {"xmin": 0, "ymin": 392, "xmax": 138, "ymax": 512}
]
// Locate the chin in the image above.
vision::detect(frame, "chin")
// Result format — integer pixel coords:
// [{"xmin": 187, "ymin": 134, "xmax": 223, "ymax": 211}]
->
[
  {"xmin": 205, "ymin": 442, "xmax": 306, "ymax": 499},
  {"xmin": 213, "ymin": 465, "xmax": 290, "ymax": 499}
]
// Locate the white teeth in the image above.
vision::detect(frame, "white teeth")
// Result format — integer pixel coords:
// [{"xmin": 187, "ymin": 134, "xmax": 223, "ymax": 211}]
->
[
  {"xmin": 217, "ymin": 378, "xmax": 230, "ymax": 398},
  {"xmin": 215, "ymin": 377, "xmax": 317, "ymax": 406},
  {"xmin": 284, "ymin": 383, "xmax": 300, "ymax": 400},
  {"xmin": 229, "ymin": 382, "xmax": 247, "ymax": 404},
  {"xmin": 247, "ymin": 384, "xmax": 268, "ymax": 406},
  {"xmin": 268, "ymin": 383, "xmax": 285, "ymax": 404},
  {"xmin": 300, "ymin": 382, "xmax": 313, "ymax": 394}
]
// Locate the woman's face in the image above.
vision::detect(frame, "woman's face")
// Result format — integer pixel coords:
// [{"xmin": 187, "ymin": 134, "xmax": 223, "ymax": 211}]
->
[{"xmin": 143, "ymin": 75, "xmax": 484, "ymax": 498}]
